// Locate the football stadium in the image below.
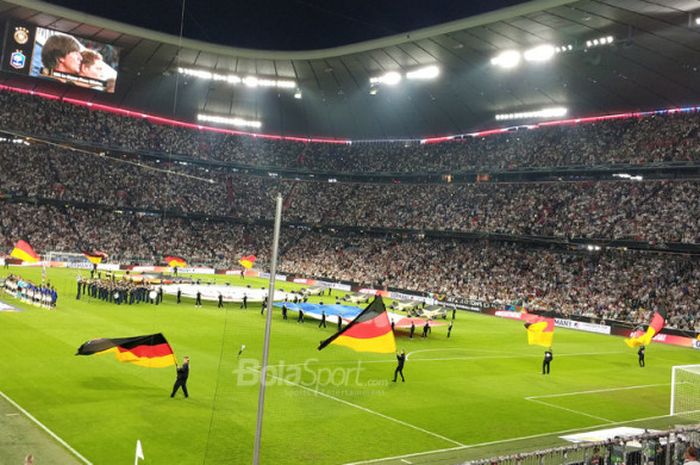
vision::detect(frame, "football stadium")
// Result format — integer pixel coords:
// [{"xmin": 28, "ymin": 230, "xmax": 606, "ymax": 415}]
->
[{"xmin": 1, "ymin": 0, "xmax": 700, "ymax": 464}]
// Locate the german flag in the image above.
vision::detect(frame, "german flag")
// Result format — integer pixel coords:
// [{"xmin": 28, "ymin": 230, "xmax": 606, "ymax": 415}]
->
[
  {"xmin": 625, "ymin": 309, "xmax": 666, "ymax": 348},
  {"xmin": 239, "ymin": 255, "xmax": 256, "ymax": 269},
  {"xmin": 76, "ymin": 333, "xmax": 176, "ymax": 368},
  {"xmin": 164, "ymin": 256, "xmax": 186, "ymax": 268},
  {"xmin": 318, "ymin": 297, "xmax": 396, "ymax": 354},
  {"xmin": 82, "ymin": 250, "xmax": 108, "ymax": 265},
  {"xmin": 10, "ymin": 240, "xmax": 39, "ymax": 263},
  {"xmin": 523, "ymin": 314, "xmax": 555, "ymax": 347}
]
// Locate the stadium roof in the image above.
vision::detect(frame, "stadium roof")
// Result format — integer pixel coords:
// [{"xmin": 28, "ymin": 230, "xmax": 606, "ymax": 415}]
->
[{"xmin": 0, "ymin": 0, "xmax": 699, "ymax": 140}]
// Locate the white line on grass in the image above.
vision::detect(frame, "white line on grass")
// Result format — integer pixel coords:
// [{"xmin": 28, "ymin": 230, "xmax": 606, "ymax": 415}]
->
[
  {"xmin": 526, "ymin": 383, "xmax": 670, "ymax": 400},
  {"xmin": 525, "ymin": 398, "xmax": 615, "ymax": 423},
  {"xmin": 0, "ymin": 391, "xmax": 93, "ymax": 465},
  {"xmin": 250, "ymin": 369, "xmax": 464, "ymax": 447},
  {"xmin": 341, "ymin": 412, "xmax": 678, "ymax": 465},
  {"xmin": 522, "ymin": 383, "xmax": 672, "ymax": 424},
  {"xmin": 265, "ymin": 351, "xmax": 625, "ymax": 370}
]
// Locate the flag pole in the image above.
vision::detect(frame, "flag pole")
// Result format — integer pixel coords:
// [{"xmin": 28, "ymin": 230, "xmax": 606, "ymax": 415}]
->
[{"xmin": 252, "ymin": 193, "xmax": 283, "ymax": 465}]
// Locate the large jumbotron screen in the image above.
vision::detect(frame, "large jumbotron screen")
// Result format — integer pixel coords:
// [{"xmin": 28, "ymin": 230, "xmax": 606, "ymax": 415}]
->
[{"xmin": 2, "ymin": 21, "xmax": 120, "ymax": 93}]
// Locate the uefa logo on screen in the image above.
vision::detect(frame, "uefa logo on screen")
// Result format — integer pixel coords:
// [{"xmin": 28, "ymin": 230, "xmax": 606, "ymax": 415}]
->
[{"xmin": 10, "ymin": 50, "xmax": 25, "ymax": 70}]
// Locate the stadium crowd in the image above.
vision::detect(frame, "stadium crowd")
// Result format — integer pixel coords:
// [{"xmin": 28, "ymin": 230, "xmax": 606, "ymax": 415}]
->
[
  {"xmin": 1, "ymin": 144, "xmax": 699, "ymax": 244},
  {"xmin": 0, "ymin": 89, "xmax": 698, "ymax": 173},
  {"xmin": 1, "ymin": 89, "xmax": 699, "ymax": 331},
  {"xmin": 1, "ymin": 202, "xmax": 698, "ymax": 332}
]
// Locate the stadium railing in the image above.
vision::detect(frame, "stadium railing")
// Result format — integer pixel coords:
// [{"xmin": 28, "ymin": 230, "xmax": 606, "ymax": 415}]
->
[{"xmin": 463, "ymin": 426, "xmax": 700, "ymax": 465}]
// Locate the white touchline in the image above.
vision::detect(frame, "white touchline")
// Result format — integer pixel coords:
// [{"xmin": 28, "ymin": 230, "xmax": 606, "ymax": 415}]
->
[
  {"xmin": 526, "ymin": 383, "xmax": 670, "ymax": 400},
  {"xmin": 0, "ymin": 391, "xmax": 93, "ymax": 465},
  {"xmin": 249, "ymin": 368, "xmax": 464, "ymax": 447},
  {"xmin": 525, "ymin": 398, "xmax": 615, "ymax": 423},
  {"xmin": 341, "ymin": 412, "xmax": 678, "ymax": 465}
]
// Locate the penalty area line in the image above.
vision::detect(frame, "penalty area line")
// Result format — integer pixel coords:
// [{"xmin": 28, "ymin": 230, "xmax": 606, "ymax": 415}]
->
[
  {"xmin": 0, "ymin": 391, "xmax": 93, "ymax": 465},
  {"xmin": 250, "ymin": 369, "xmax": 464, "ymax": 448},
  {"xmin": 341, "ymin": 412, "xmax": 677, "ymax": 465}
]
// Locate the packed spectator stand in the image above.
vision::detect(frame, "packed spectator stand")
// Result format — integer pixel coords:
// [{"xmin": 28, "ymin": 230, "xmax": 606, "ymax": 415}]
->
[{"xmin": 0, "ymin": 88, "xmax": 698, "ymax": 331}]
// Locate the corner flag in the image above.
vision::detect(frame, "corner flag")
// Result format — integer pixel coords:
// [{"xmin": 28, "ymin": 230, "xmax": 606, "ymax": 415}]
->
[{"xmin": 135, "ymin": 439, "xmax": 144, "ymax": 464}]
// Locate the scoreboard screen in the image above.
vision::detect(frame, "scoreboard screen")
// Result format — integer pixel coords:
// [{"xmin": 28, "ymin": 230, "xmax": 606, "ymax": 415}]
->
[{"xmin": 2, "ymin": 21, "xmax": 120, "ymax": 93}]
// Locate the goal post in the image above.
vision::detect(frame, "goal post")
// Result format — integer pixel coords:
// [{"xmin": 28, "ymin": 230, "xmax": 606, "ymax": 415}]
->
[{"xmin": 670, "ymin": 364, "xmax": 700, "ymax": 417}]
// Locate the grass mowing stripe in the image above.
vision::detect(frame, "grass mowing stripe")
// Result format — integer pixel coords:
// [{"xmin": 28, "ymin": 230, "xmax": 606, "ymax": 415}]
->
[
  {"xmin": 251, "ymin": 368, "xmax": 466, "ymax": 447},
  {"xmin": 0, "ymin": 391, "xmax": 93, "ymax": 465}
]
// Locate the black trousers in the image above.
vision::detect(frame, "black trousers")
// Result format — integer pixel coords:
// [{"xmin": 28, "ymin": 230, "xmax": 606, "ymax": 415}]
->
[
  {"xmin": 393, "ymin": 366, "xmax": 405, "ymax": 382},
  {"xmin": 171, "ymin": 380, "xmax": 189, "ymax": 398},
  {"xmin": 639, "ymin": 357, "xmax": 645, "ymax": 367},
  {"xmin": 542, "ymin": 360, "xmax": 550, "ymax": 374}
]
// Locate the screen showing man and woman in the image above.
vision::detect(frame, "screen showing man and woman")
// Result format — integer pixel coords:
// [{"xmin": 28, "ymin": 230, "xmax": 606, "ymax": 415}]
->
[{"xmin": 2, "ymin": 22, "xmax": 120, "ymax": 93}]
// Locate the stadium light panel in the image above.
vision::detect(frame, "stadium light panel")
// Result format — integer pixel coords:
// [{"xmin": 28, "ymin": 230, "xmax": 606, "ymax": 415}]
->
[
  {"xmin": 369, "ymin": 71, "xmax": 402, "ymax": 86},
  {"xmin": 197, "ymin": 113, "xmax": 262, "ymax": 129},
  {"xmin": 406, "ymin": 65, "xmax": 440, "ymax": 80},
  {"xmin": 294, "ymin": 89, "xmax": 302, "ymax": 99},
  {"xmin": 491, "ymin": 50, "xmax": 521, "ymax": 69},
  {"xmin": 696, "ymin": 17, "xmax": 700, "ymax": 25},
  {"xmin": 177, "ymin": 67, "xmax": 296, "ymax": 90},
  {"xmin": 523, "ymin": 44, "xmax": 555, "ymax": 62},
  {"xmin": 495, "ymin": 107, "xmax": 568, "ymax": 121}
]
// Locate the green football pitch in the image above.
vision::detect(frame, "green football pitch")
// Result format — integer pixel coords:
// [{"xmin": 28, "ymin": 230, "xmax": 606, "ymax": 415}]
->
[{"xmin": 1, "ymin": 266, "xmax": 698, "ymax": 465}]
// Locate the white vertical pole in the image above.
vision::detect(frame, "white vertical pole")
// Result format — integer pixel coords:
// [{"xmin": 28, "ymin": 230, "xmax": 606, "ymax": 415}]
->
[
  {"xmin": 670, "ymin": 366, "xmax": 676, "ymax": 416},
  {"xmin": 252, "ymin": 194, "xmax": 283, "ymax": 465}
]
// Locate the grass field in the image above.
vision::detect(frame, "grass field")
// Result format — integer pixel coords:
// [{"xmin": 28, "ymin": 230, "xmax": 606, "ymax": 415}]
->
[{"xmin": 1, "ymin": 266, "xmax": 699, "ymax": 465}]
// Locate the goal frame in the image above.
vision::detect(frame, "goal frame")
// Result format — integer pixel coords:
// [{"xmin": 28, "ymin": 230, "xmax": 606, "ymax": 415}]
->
[{"xmin": 670, "ymin": 364, "xmax": 700, "ymax": 416}]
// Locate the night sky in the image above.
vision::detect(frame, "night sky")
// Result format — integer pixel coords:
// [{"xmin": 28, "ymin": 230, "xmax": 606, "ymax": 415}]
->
[{"xmin": 44, "ymin": 0, "xmax": 529, "ymax": 50}]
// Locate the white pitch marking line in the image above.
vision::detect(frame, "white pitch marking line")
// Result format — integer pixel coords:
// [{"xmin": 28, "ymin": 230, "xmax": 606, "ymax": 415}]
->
[
  {"xmin": 400, "ymin": 460, "xmax": 412, "ymax": 464},
  {"xmin": 0, "ymin": 391, "xmax": 93, "ymax": 465},
  {"xmin": 250, "ymin": 369, "xmax": 464, "ymax": 447},
  {"xmin": 265, "ymin": 351, "xmax": 625, "ymax": 369},
  {"xmin": 341, "ymin": 412, "xmax": 678, "ymax": 465},
  {"xmin": 525, "ymin": 397, "xmax": 615, "ymax": 423},
  {"xmin": 526, "ymin": 383, "xmax": 670, "ymax": 400},
  {"xmin": 5, "ymin": 412, "xmax": 19, "ymax": 416}
]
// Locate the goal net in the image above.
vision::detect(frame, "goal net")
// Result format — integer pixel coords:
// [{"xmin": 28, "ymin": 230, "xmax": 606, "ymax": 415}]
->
[{"xmin": 670, "ymin": 364, "xmax": 700, "ymax": 418}]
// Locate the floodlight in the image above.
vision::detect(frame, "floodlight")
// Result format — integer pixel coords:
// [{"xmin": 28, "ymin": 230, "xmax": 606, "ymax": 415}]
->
[
  {"xmin": 523, "ymin": 44, "xmax": 555, "ymax": 62},
  {"xmin": 369, "ymin": 86, "xmax": 378, "ymax": 96},
  {"xmin": 490, "ymin": 50, "xmax": 521, "ymax": 69},
  {"xmin": 197, "ymin": 113, "xmax": 262, "ymax": 129},
  {"xmin": 696, "ymin": 17, "xmax": 700, "ymax": 25},
  {"xmin": 606, "ymin": 36, "xmax": 614, "ymax": 44},
  {"xmin": 494, "ymin": 106, "xmax": 567, "ymax": 121},
  {"xmin": 294, "ymin": 89, "xmax": 302, "ymax": 99},
  {"xmin": 406, "ymin": 65, "xmax": 440, "ymax": 80},
  {"xmin": 243, "ymin": 76, "xmax": 259, "ymax": 87},
  {"xmin": 382, "ymin": 71, "xmax": 401, "ymax": 85},
  {"xmin": 369, "ymin": 71, "xmax": 402, "ymax": 86},
  {"xmin": 177, "ymin": 67, "xmax": 296, "ymax": 90},
  {"xmin": 586, "ymin": 40, "xmax": 592, "ymax": 47},
  {"xmin": 593, "ymin": 39, "xmax": 599, "ymax": 46}
]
